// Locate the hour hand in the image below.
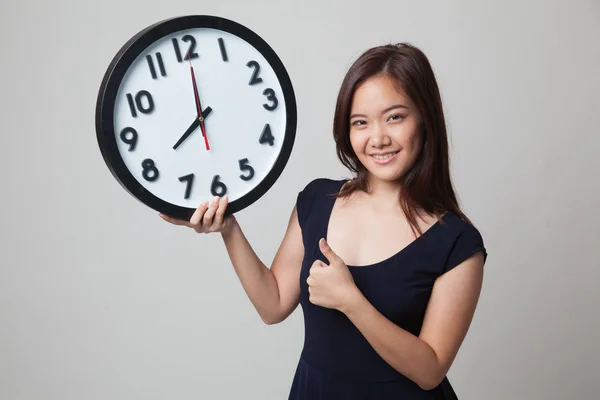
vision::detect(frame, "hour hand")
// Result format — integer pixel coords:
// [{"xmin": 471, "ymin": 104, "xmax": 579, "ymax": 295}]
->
[{"xmin": 172, "ymin": 106, "xmax": 212, "ymax": 150}]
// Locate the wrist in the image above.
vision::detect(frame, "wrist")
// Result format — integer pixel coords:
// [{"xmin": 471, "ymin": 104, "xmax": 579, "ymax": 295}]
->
[
  {"xmin": 220, "ymin": 216, "xmax": 239, "ymax": 239},
  {"xmin": 338, "ymin": 286, "xmax": 365, "ymax": 315}
]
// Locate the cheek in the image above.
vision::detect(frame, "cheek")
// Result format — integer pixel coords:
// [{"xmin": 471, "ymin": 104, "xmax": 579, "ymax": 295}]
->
[
  {"xmin": 403, "ymin": 133, "xmax": 421, "ymax": 152},
  {"xmin": 388, "ymin": 127, "xmax": 422, "ymax": 164},
  {"xmin": 396, "ymin": 124, "xmax": 422, "ymax": 150},
  {"xmin": 349, "ymin": 131, "xmax": 366, "ymax": 155},
  {"xmin": 402, "ymin": 132, "xmax": 424, "ymax": 163}
]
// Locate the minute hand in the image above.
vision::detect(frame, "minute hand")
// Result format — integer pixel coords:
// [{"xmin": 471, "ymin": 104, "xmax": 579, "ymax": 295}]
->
[{"xmin": 189, "ymin": 60, "xmax": 210, "ymax": 151}]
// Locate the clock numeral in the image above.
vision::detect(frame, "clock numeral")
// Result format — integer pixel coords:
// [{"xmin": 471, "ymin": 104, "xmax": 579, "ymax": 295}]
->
[
  {"xmin": 179, "ymin": 173, "xmax": 194, "ymax": 199},
  {"xmin": 262, "ymin": 88, "xmax": 278, "ymax": 111},
  {"xmin": 119, "ymin": 127, "xmax": 138, "ymax": 151},
  {"xmin": 218, "ymin": 38, "xmax": 228, "ymax": 62},
  {"xmin": 172, "ymin": 35, "xmax": 199, "ymax": 63},
  {"xmin": 211, "ymin": 175, "xmax": 227, "ymax": 197},
  {"xmin": 141, "ymin": 159, "xmax": 159, "ymax": 182},
  {"xmin": 126, "ymin": 90, "xmax": 154, "ymax": 118},
  {"xmin": 239, "ymin": 158, "xmax": 255, "ymax": 181},
  {"xmin": 259, "ymin": 124, "xmax": 275, "ymax": 146},
  {"xmin": 246, "ymin": 61, "xmax": 263, "ymax": 85},
  {"xmin": 146, "ymin": 52, "xmax": 167, "ymax": 79}
]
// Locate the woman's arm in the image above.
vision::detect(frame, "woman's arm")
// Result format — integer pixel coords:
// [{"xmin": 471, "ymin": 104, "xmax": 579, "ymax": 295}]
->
[
  {"xmin": 161, "ymin": 195, "xmax": 305, "ymax": 325},
  {"xmin": 221, "ymin": 205, "xmax": 305, "ymax": 325},
  {"xmin": 340, "ymin": 252, "xmax": 485, "ymax": 390}
]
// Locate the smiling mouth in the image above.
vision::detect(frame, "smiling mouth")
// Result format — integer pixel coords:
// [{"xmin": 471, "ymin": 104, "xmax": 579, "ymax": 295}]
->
[{"xmin": 370, "ymin": 151, "xmax": 399, "ymax": 163}]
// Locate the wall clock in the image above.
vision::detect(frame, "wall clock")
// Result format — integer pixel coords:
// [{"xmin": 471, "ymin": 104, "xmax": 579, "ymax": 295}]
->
[{"xmin": 95, "ymin": 15, "xmax": 297, "ymax": 219}]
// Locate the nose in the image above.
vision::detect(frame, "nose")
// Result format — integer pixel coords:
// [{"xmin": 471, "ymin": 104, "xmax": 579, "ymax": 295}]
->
[{"xmin": 368, "ymin": 125, "xmax": 392, "ymax": 148}]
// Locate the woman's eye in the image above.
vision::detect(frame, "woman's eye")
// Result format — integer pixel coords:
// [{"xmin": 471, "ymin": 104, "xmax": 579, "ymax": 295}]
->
[
  {"xmin": 351, "ymin": 120, "xmax": 366, "ymax": 126},
  {"xmin": 389, "ymin": 114, "xmax": 405, "ymax": 121}
]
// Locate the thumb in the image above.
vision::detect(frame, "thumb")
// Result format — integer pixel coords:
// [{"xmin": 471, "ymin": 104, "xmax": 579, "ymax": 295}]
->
[{"xmin": 319, "ymin": 238, "xmax": 341, "ymax": 264}]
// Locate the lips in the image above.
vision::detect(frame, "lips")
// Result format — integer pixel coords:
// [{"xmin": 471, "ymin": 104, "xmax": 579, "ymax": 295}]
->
[{"xmin": 370, "ymin": 151, "xmax": 399, "ymax": 165}]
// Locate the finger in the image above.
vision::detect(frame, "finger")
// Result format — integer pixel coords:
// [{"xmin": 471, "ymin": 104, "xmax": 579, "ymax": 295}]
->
[
  {"xmin": 210, "ymin": 195, "xmax": 228, "ymax": 229},
  {"xmin": 202, "ymin": 196, "xmax": 220, "ymax": 226},
  {"xmin": 309, "ymin": 261, "xmax": 321, "ymax": 274},
  {"xmin": 306, "ymin": 276, "xmax": 313, "ymax": 286},
  {"xmin": 190, "ymin": 201, "xmax": 209, "ymax": 226},
  {"xmin": 319, "ymin": 238, "xmax": 340, "ymax": 264}
]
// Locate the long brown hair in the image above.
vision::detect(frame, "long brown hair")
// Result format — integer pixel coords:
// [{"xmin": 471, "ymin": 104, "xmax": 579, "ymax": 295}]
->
[{"xmin": 332, "ymin": 43, "xmax": 473, "ymax": 238}]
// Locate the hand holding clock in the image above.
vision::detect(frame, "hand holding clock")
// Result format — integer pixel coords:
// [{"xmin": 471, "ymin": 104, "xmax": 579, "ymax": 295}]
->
[{"xmin": 159, "ymin": 195, "xmax": 235, "ymax": 234}]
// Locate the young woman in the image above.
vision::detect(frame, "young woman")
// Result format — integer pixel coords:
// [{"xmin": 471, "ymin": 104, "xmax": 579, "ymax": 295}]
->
[{"xmin": 160, "ymin": 43, "xmax": 488, "ymax": 399}]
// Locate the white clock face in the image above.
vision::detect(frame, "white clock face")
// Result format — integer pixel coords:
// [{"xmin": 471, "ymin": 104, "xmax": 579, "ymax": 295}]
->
[{"xmin": 111, "ymin": 26, "xmax": 289, "ymax": 209}]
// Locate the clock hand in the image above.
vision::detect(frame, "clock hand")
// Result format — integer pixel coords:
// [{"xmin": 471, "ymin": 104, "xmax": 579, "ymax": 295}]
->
[
  {"xmin": 188, "ymin": 52, "xmax": 210, "ymax": 151},
  {"xmin": 172, "ymin": 106, "xmax": 212, "ymax": 150}
]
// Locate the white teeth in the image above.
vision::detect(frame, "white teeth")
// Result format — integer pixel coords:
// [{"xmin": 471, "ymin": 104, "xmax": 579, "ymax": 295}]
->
[{"xmin": 372, "ymin": 152, "xmax": 397, "ymax": 160}]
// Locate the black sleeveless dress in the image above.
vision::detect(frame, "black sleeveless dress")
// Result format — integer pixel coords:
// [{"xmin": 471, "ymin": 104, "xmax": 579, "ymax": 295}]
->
[{"xmin": 288, "ymin": 178, "xmax": 488, "ymax": 400}]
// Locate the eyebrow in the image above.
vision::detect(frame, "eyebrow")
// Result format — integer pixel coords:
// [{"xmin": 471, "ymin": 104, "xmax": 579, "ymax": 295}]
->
[{"xmin": 350, "ymin": 104, "xmax": 409, "ymax": 119}]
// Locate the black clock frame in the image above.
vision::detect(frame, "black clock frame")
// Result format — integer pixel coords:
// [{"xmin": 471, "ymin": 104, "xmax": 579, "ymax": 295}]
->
[{"xmin": 95, "ymin": 15, "xmax": 297, "ymax": 219}]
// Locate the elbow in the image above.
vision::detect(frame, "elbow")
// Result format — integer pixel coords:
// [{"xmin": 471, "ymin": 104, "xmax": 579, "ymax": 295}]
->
[
  {"xmin": 418, "ymin": 381, "xmax": 439, "ymax": 392},
  {"xmin": 262, "ymin": 316, "xmax": 281, "ymax": 325},
  {"xmin": 414, "ymin": 344, "xmax": 448, "ymax": 391},
  {"xmin": 260, "ymin": 312, "xmax": 284, "ymax": 325},
  {"xmin": 416, "ymin": 371, "xmax": 445, "ymax": 391},
  {"xmin": 260, "ymin": 302, "xmax": 296, "ymax": 325}
]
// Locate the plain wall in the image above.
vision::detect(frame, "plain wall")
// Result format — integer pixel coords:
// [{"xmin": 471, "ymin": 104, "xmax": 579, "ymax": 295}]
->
[{"xmin": 1, "ymin": 0, "xmax": 599, "ymax": 399}]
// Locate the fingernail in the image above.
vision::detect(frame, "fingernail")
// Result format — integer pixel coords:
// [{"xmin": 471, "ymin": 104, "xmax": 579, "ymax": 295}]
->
[{"xmin": 213, "ymin": 196, "xmax": 219, "ymax": 204}]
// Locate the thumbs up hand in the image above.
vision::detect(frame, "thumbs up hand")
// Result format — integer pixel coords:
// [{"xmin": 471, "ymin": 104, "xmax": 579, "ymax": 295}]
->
[{"xmin": 306, "ymin": 238, "xmax": 360, "ymax": 311}]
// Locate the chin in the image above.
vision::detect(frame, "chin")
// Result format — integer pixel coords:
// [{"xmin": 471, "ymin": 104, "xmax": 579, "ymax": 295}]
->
[
  {"xmin": 358, "ymin": 158, "xmax": 403, "ymax": 181},
  {"xmin": 369, "ymin": 171, "xmax": 404, "ymax": 183},
  {"xmin": 363, "ymin": 165, "xmax": 405, "ymax": 183}
]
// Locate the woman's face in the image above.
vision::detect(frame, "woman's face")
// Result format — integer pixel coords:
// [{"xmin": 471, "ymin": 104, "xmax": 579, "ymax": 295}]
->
[{"xmin": 349, "ymin": 74, "xmax": 423, "ymax": 185}]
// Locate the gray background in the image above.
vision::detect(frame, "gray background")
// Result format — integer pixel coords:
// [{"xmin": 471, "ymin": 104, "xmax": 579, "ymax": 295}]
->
[{"xmin": 1, "ymin": 0, "xmax": 599, "ymax": 399}]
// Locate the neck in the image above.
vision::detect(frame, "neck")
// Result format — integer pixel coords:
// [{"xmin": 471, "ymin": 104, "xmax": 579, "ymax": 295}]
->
[{"xmin": 363, "ymin": 175, "xmax": 403, "ymax": 208}]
